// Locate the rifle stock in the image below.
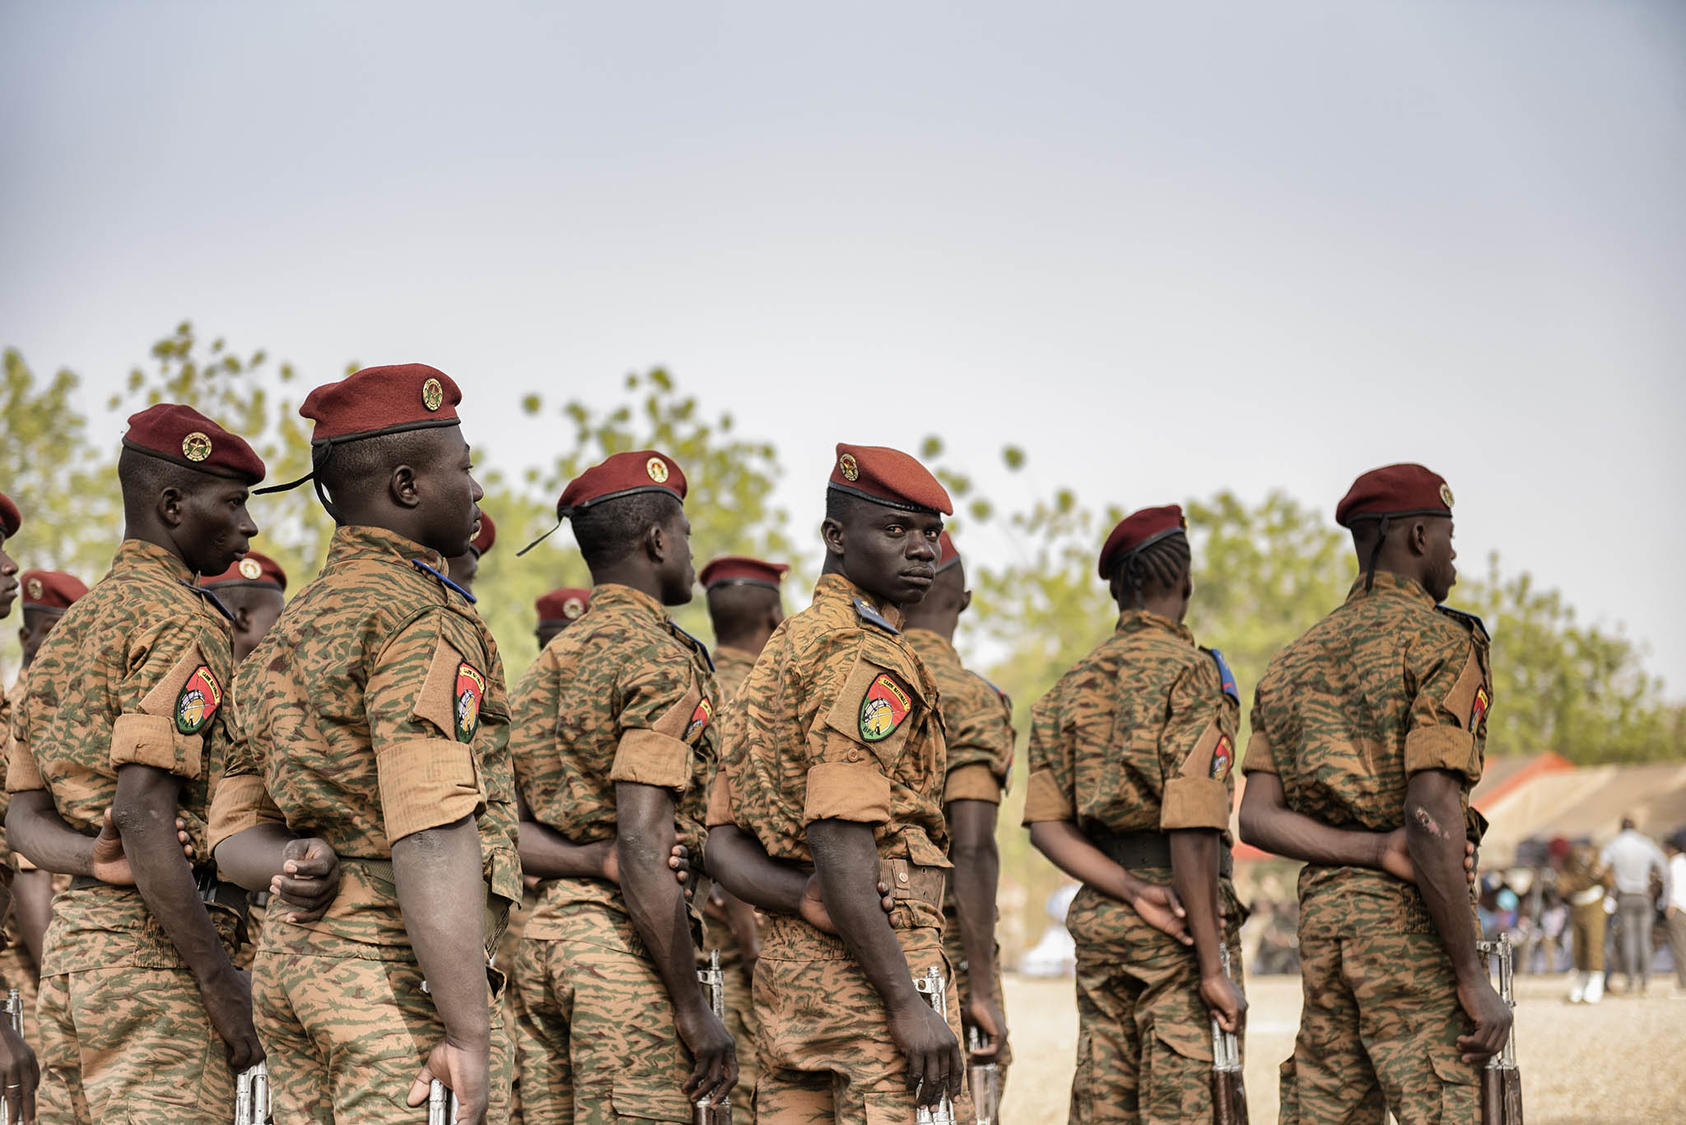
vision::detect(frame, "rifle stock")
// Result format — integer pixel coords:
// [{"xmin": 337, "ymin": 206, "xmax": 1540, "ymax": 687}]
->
[
  {"xmin": 1209, "ymin": 946, "xmax": 1248, "ymax": 1125},
  {"xmin": 1477, "ymin": 936, "xmax": 1524, "ymax": 1125}
]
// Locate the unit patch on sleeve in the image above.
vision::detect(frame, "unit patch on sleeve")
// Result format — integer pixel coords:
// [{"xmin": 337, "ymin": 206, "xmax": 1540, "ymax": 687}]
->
[
  {"xmin": 454, "ymin": 662, "xmax": 486, "ymax": 742},
  {"xmin": 175, "ymin": 665, "xmax": 224, "ymax": 735},
  {"xmin": 1210, "ymin": 734, "xmax": 1234, "ymax": 781},
  {"xmin": 684, "ymin": 697, "xmax": 714, "ymax": 743},
  {"xmin": 1469, "ymin": 685, "xmax": 1491, "ymax": 731},
  {"xmin": 859, "ymin": 672, "xmax": 913, "ymax": 742}
]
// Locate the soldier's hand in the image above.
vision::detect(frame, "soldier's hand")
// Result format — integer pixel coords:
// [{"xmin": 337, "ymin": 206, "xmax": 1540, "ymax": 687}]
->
[
  {"xmin": 408, "ymin": 1038, "xmax": 490, "ymax": 1125},
  {"xmin": 89, "ymin": 809, "xmax": 197, "ymax": 885},
  {"xmin": 1378, "ymin": 830, "xmax": 1478, "ymax": 889},
  {"xmin": 797, "ymin": 874, "xmax": 894, "ymax": 934},
  {"xmin": 1455, "ymin": 975, "xmax": 1513, "ymax": 1063},
  {"xmin": 1128, "ymin": 883, "xmax": 1191, "ymax": 945},
  {"xmin": 603, "ymin": 843, "xmax": 692, "ymax": 898},
  {"xmin": 198, "ymin": 965, "xmax": 263, "ymax": 1073},
  {"xmin": 887, "ymin": 994, "xmax": 962, "ymax": 1107},
  {"xmin": 675, "ymin": 1001, "xmax": 737, "ymax": 1108},
  {"xmin": 963, "ymin": 992, "xmax": 1008, "ymax": 1062},
  {"xmin": 0, "ymin": 1020, "xmax": 37, "ymax": 1125},
  {"xmin": 270, "ymin": 836, "xmax": 340, "ymax": 923},
  {"xmin": 1200, "ymin": 971, "xmax": 1247, "ymax": 1034}
]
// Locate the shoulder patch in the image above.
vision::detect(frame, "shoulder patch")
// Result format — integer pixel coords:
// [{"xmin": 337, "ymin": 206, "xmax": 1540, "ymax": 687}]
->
[
  {"xmin": 1435, "ymin": 605, "xmax": 1490, "ymax": 643},
  {"xmin": 411, "ymin": 559, "xmax": 477, "ymax": 604},
  {"xmin": 1210, "ymin": 734, "xmax": 1235, "ymax": 780},
  {"xmin": 684, "ymin": 696, "xmax": 714, "ymax": 742},
  {"xmin": 453, "ymin": 661, "xmax": 486, "ymax": 741},
  {"xmin": 175, "ymin": 664, "xmax": 224, "ymax": 735},
  {"xmin": 859, "ymin": 671, "xmax": 913, "ymax": 742},
  {"xmin": 666, "ymin": 619, "xmax": 716, "ymax": 672},
  {"xmin": 1469, "ymin": 684, "xmax": 1491, "ymax": 731},
  {"xmin": 1206, "ymin": 647, "xmax": 1239, "ymax": 704},
  {"xmin": 852, "ymin": 597, "xmax": 900, "ymax": 635}
]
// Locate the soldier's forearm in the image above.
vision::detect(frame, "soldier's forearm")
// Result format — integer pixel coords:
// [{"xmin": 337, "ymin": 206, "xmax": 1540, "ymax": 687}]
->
[
  {"xmin": 948, "ymin": 799, "xmax": 1001, "ymax": 1000},
  {"xmin": 1405, "ymin": 769, "xmax": 1483, "ymax": 983},
  {"xmin": 394, "ymin": 816, "xmax": 492, "ymax": 1049},
  {"xmin": 1170, "ymin": 829, "xmax": 1225, "ymax": 979},
  {"xmin": 516, "ymin": 820, "xmax": 615, "ymax": 881},
  {"xmin": 808, "ymin": 819, "xmax": 922, "ymax": 1014},
  {"xmin": 703, "ymin": 823, "xmax": 812, "ymax": 915},
  {"xmin": 4, "ymin": 790, "xmax": 98, "ymax": 876},
  {"xmin": 1238, "ymin": 773, "xmax": 1389, "ymax": 869},
  {"xmin": 13, "ymin": 868, "xmax": 54, "ymax": 969},
  {"xmin": 211, "ymin": 822, "xmax": 299, "ymax": 892},
  {"xmin": 615, "ymin": 783, "xmax": 710, "ymax": 1017},
  {"xmin": 1027, "ymin": 820, "xmax": 1156, "ymax": 905}
]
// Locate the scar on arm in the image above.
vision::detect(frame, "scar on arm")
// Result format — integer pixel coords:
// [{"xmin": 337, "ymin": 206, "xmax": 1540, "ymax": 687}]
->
[{"xmin": 1411, "ymin": 805, "xmax": 1454, "ymax": 841}]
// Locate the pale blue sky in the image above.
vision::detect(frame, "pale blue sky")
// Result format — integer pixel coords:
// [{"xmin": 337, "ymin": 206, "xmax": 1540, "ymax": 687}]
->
[{"xmin": 3, "ymin": 2, "xmax": 1683, "ymax": 693}]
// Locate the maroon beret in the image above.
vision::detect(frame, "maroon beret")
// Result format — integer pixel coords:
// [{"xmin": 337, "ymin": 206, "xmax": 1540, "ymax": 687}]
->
[
  {"xmin": 20, "ymin": 570, "xmax": 89, "ymax": 613},
  {"xmin": 0, "ymin": 491, "xmax": 19, "ymax": 538},
  {"xmin": 699, "ymin": 556, "xmax": 789, "ymax": 591},
  {"xmin": 936, "ymin": 531, "xmax": 961, "ymax": 573},
  {"xmin": 557, "ymin": 451, "xmax": 687, "ymax": 517},
  {"xmin": 122, "ymin": 404, "xmax": 266, "ymax": 483},
  {"xmin": 470, "ymin": 512, "xmax": 496, "ymax": 557},
  {"xmin": 1098, "ymin": 504, "xmax": 1187, "ymax": 580},
  {"xmin": 201, "ymin": 551, "xmax": 287, "ymax": 593},
  {"xmin": 536, "ymin": 587, "xmax": 592, "ymax": 625},
  {"xmin": 1335, "ymin": 464, "xmax": 1453, "ymax": 529},
  {"xmin": 300, "ymin": 364, "xmax": 462, "ymax": 444},
  {"xmin": 827, "ymin": 443, "xmax": 952, "ymax": 516}
]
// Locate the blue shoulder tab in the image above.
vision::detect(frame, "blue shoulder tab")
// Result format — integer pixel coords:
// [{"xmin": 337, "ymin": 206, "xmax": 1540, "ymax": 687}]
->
[
  {"xmin": 1435, "ymin": 605, "xmax": 1490, "ymax": 643},
  {"xmin": 666, "ymin": 619, "xmax": 716, "ymax": 673},
  {"xmin": 980, "ymin": 675, "xmax": 1013, "ymax": 714},
  {"xmin": 411, "ymin": 559, "xmax": 477, "ymax": 604},
  {"xmin": 181, "ymin": 581, "xmax": 236, "ymax": 624},
  {"xmin": 852, "ymin": 597, "xmax": 900, "ymax": 635},
  {"xmin": 1206, "ymin": 647, "xmax": 1239, "ymax": 704}
]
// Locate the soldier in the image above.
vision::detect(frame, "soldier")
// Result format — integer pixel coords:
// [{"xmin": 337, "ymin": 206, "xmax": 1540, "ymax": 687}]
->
[
  {"xmin": 1555, "ymin": 836, "xmax": 1611, "ymax": 1004},
  {"xmin": 712, "ymin": 443, "xmax": 969, "ymax": 1125},
  {"xmin": 697, "ymin": 554, "xmax": 790, "ymax": 1115},
  {"xmin": 1022, "ymin": 505, "xmax": 1244, "ymax": 1125},
  {"xmin": 447, "ymin": 512, "xmax": 496, "ymax": 597},
  {"xmin": 534, "ymin": 586, "xmax": 592, "ymax": 651},
  {"xmin": 0, "ymin": 491, "xmax": 37, "ymax": 1122},
  {"xmin": 5, "ymin": 406, "xmax": 266, "ymax": 1123},
  {"xmin": 510, "ymin": 450, "xmax": 735, "ymax": 1124},
  {"xmin": 208, "ymin": 364, "xmax": 519, "ymax": 1124},
  {"xmin": 901, "ymin": 533, "xmax": 1014, "ymax": 1097},
  {"xmin": 200, "ymin": 551, "xmax": 287, "ymax": 665},
  {"xmin": 1238, "ymin": 463, "xmax": 1510, "ymax": 1124}
]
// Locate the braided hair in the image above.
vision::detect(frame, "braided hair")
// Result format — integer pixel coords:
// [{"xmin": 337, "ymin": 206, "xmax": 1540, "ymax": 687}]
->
[{"xmin": 1114, "ymin": 532, "xmax": 1191, "ymax": 609}]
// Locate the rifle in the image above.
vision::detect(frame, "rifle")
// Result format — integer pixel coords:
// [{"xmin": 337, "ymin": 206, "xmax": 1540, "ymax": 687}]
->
[
  {"xmin": 1209, "ymin": 946, "xmax": 1248, "ymax": 1125},
  {"xmin": 429, "ymin": 1078, "xmax": 458, "ymax": 1125},
  {"xmin": 693, "ymin": 950, "xmax": 732, "ymax": 1125},
  {"xmin": 911, "ymin": 966, "xmax": 955, "ymax": 1125},
  {"xmin": 0, "ymin": 989, "xmax": 18, "ymax": 1125},
  {"xmin": 234, "ymin": 1061, "xmax": 269, "ymax": 1124},
  {"xmin": 1477, "ymin": 936, "xmax": 1524, "ymax": 1125},
  {"xmin": 965, "ymin": 1025, "xmax": 999, "ymax": 1125}
]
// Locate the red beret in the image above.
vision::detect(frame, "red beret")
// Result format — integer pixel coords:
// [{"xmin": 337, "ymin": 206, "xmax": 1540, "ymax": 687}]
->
[
  {"xmin": 827, "ymin": 443, "xmax": 952, "ymax": 516},
  {"xmin": 936, "ymin": 531, "xmax": 961, "ymax": 573},
  {"xmin": 470, "ymin": 512, "xmax": 496, "ymax": 557},
  {"xmin": 536, "ymin": 587, "xmax": 592, "ymax": 625},
  {"xmin": 300, "ymin": 364, "xmax": 463, "ymax": 444},
  {"xmin": 122, "ymin": 404, "xmax": 266, "ymax": 483},
  {"xmin": 557, "ymin": 450, "xmax": 686, "ymax": 517},
  {"xmin": 1098, "ymin": 504, "xmax": 1187, "ymax": 580},
  {"xmin": 699, "ymin": 556, "xmax": 789, "ymax": 591},
  {"xmin": 201, "ymin": 551, "xmax": 287, "ymax": 592},
  {"xmin": 20, "ymin": 570, "xmax": 88, "ymax": 613},
  {"xmin": 1335, "ymin": 464, "xmax": 1453, "ymax": 529},
  {"xmin": 0, "ymin": 491, "xmax": 19, "ymax": 538}
]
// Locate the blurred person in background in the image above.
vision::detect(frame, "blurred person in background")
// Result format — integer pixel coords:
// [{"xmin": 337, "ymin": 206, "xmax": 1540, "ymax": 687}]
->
[
  {"xmin": 1599, "ymin": 816, "xmax": 1670, "ymax": 995},
  {"xmin": 1555, "ymin": 836, "xmax": 1611, "ymax": 1004},
  {"xmin": 1664, "ymin": 832, "xmax": 1686, "ymax": 997}
]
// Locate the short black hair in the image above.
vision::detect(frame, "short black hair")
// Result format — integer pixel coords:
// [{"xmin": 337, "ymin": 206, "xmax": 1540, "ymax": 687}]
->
[
  {"xmin": 706, "ymin": 582, "xmax": 781, "ymax": 647},
  {"xmin": 316, "ymin": 428, "xmax": 453, "ymax": 509},
  {"xmin": 118, "ymin": 447, "xmax": 225, "ymax": 522},
  {"xmin": 572, "ymin": 491, "xmax": 681, "ymax": 571}
]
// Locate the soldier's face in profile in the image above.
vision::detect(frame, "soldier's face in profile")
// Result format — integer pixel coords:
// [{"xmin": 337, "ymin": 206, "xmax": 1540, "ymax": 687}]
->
[
  {"xmin": 658, "ymin": 506, "xmax": 696, "ymax": 607},
  {"xmin": 836, "ymin": 503, "xmax": 943, "ymax": 608},
  {"xmin": 179, "ymin": 478, "xmax": 258, "ymax": 576},
  {"xmin": 1424, "ymin": 517, "xmax": 1457, "ymax": 602},
  {"xmin": 0, "ymin": 533, "xmax": 15, "ymax": 618},
  {"xmin": 415, "ymin": 428, "xmax": 484, "ymax": 558}
]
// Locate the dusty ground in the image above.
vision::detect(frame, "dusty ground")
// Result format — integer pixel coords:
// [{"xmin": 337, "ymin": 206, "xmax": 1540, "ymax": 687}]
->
[{"xmin": 999, "ymin": 972, "xmax": 1686, "ymax": 1125}]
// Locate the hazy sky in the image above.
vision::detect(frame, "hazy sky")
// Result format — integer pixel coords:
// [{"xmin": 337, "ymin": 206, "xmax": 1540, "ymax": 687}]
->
[{"xmin": 3, "ymin": 2, "xmax": 1683, "ymax": 693}]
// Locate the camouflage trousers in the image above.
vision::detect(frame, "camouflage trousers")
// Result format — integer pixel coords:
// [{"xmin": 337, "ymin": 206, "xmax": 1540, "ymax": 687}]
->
[
  {"xmin": 0, "ymin": 938, "xmax": 39, "ymax": 1047},
  {"xmin": 940, "ymin": 909, "xmax": 1012, "ymax": 1093},
  {"xmin": 1063, "ymin": 880, "xmax": 1244, "ymax": 1125},
  {"xmin": 513, "ymin": 902, "xmax": 698, "ymax": 1124},
  {"xmin": 754, "ymin": 914, "xmax": 975, "ymax": 1125},
  {"xmin": 494, "ymin": 888, "xmax": 538, "ymax": 1125},
  {"xmin": 1280, "ymin": 870, "xmax": 1480, "ymax": 1125},
  {"xmin": 36, "ymin": 963, "xmax": 235, "ymax": 1124},
  {"xmin": 254, "ymin": 949, "xmax": 513, "ymax": 1124},
  {"xmin": 703, "ymin": 901, "xmax": 761, "ymax": 1120}
]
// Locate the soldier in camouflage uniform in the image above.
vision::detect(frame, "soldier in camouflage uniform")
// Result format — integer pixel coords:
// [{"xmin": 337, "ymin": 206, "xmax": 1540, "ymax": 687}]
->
[
  {"xmin": 1555, "ymin": 838, "xmax": 1610, "ymax": 1004},
  {"xmin": 446, "ymin": 512, "xmax": 497, "ymax": 598},
  {"xmin": 709, "ymin": 443, "xmax": 970, "ymax": 1125},
  {"xmin": 534, "ymin": 586, "xmax": 592, "ymax": 652},
  {"xmin": 1238, "ymin": 463, "xmax": 1510, "ymax": 1125},
  {"xmin": 0, "ymin": 491, "xmax": 37, "ymax": 1121},
  {"xmin": 5, "ymin": 407, "xmax": 266, "ymax": 1123},
  {"xmin": 901, "ymin": 532, "xmax": 1015, "ymax": 1100},
  {"xmin": 697, "ymin": 554, "xmax": 790, "ymax": 1117},
  {"xmin": 510, "ymin": 450, "xmax": 735, "ymax": 1124},
  {"xmin": 1022, "ymin": 506, "xmax": 1245, "ymax": 1125},
  {"xmin": 209, "ymin": 365, "xmax": 520, "ymax": 1124}
]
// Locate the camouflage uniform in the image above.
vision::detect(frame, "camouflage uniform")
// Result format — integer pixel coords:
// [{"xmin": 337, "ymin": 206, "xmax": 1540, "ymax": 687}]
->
[
  {"xmin": 903, "ymin": 627, "xmax": 1016, "ymax": 1088},
  {"xmin": 509, "ymin": 582, "xmax": 720, "ymax": 1125},
  {"xmin": 717, "ymin": 574, "xmax": 972, "ymax": 1125},
  {"xmin": 207, "ymin": 525, "xmax": 522, "ymax": 1123},
  {"xmin": 0, "ymin": 668, "xmax": 66, "ymax": 1045},
  {"xmin": 1244, "ymin": 571, "xmax": 1492, "ymax": 1125},
  {"xmin": 1558, "ymin": 843, "xmax": 1609, "ymax": 974},
  {"xmin": 1021, "ymin": 610, "xmax": 1243, "ymax": 1125},
  {"xmin": 7, "ymin": 540, "xmax": 243, "ymax": 1123},
  {"xmin": 701, "ymin": 643, "xmax": 761, "ymax": 1112}
]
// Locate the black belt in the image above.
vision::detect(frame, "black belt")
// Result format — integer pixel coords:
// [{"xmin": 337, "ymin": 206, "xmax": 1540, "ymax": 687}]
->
[
  {"xmin": 1089, "ymin": 829, "xmax": 1234, "ymax": 879},
  {"xmin": 70, "ymin": 867, "xmax": 247, "ymax": 910}
]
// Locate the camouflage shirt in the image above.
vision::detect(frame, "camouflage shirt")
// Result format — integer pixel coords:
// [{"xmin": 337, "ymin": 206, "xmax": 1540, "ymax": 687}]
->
[
  {"xmin": 712, "ymin": 646, "xmax": 757, "ymax": 706},
  {"xmin": 509, "ymin": 583, "xmax": 720, "ymax": 934},
  {"xmin": 718, "ymin": 573, "xmax": 950, "ymax": 870},
  {"xmin": 904, "ymin": 629, "xmax": 1014, "ymax": 805},
  {"xmin": 207, "ymin": 525, "xmax": 521, "ymax": 958},
  {"xmin": 1022, "ymin": 610, "xmax": 1239, "ymax": 836},
  {"xmin": 1242, "ymin": 570, "xmax": 1491, "ymax": 848},
  {"xmin": 8, "ymin": 539, "xmax": 236, "ymax": 972}
]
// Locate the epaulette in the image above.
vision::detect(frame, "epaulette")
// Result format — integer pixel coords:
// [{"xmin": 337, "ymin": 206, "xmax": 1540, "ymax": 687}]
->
[
  {"xmin": 1205, "ymin": 646, "xmax": 1239, "ymax": 704},
  {"xmin": 1434, "ymin": 605, "xmax": 1490, "ymax": 643},
  {"xmin": 852, "ymin": 597, "xmax": 900, "ymax": 635},
  {"xmin": 180, "ymin": 581, "xmax": 235, "ymax": 625},
  {"xmin": 980, "ymin": 675, "xmax": 1013, "ymax": 714},
  {"xmin": 410, "ymin": 559, "xmax": 477, "ymax": 604},
  {"xmin": 666, "ymin": 619, "xmax": 716, "ymax": 673}
]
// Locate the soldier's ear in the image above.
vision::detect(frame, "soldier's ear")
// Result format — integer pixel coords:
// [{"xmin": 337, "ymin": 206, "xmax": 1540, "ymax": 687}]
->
[
  {"xmin": 389, "ymin": 464, "xmax": 422, "ymax": 509},
  {"xmin": 959, "ymin": 588, "xmax": 972, "ymax": 614},
  {"xmin": 156, "ymin": 485, "xmax": 186, "ymax": 529},
  {"xmin": 821, "ymin": 516, "xmax": 845, "ymax": 558}
]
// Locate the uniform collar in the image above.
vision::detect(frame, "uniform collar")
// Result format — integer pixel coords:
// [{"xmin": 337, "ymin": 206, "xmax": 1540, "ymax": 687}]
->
[
  {"xmin": 328, "ymin": 525, "xmax": 448, "ymax": 573},
  {"xmin": 715, "ymin": 644, "xmax": 758, "ymax": 667},
  {"xmin": 904, "ymin": 626, "xmax": 958, "ymax": 659},
  {"xmin": 1117, "ymin": 608, "xmax": 1194, "ymax": 645},
  {"xmin": 112, "ymin": 537, "xmax": 197, "ymax": 586},
  {"xmin": 589, "ymin": 582, "xmax": 672, "ymax": 623},
  {"xmin": 813, "ymin": 573, "xmax": 906, "ymax": 631},
  {"xmin": 1345, "ymin": 569, "xmax": 1434, "ymax": 607}
]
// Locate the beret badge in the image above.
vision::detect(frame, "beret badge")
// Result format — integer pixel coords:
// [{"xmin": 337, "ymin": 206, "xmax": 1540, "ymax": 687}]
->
[
  {"xmin": 1439, "ymin": 483, "xmax": 1455, "ymax": 508},
  {"xmin": 25, "ymin": 577, "xmax": 43, "ymax": 600},
  {"xmin": 182, "ymin": 432, "xmax": 213, "ymax": 462},
  {"xmin": 563, "ymin": 597, "xmax": 585, "ymax": 620},
  {"xmin": 645, "ymin": 457, "xmax": 669, "ymax": 484},
  {"xmin": 238, "ymin": 558, "xmax": 263, "ymax": 580},
  {"xmin": 838, "ymin": 453, "xmax": 859, "ymax": 481},
  {"xmin": 422, "ymin": 377, "xmax": 444, "ymax": 412}
]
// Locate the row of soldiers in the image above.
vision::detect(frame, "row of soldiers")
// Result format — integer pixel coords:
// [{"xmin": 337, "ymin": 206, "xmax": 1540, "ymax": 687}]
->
[{"xmin": 0, "ymin": 360, "xmax": 1511, "ymax": 1125}]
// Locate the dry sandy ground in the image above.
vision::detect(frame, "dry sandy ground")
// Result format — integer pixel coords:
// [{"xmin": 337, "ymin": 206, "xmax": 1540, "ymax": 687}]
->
[{"xmin": 998, "ymin": 972, "xmax": 1686, "ymax": 1125}]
